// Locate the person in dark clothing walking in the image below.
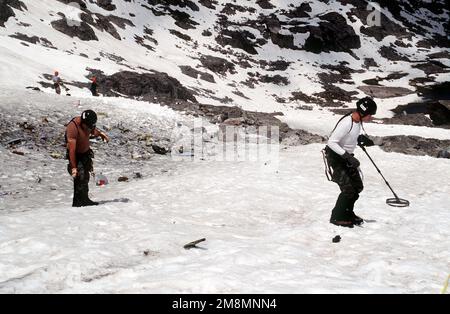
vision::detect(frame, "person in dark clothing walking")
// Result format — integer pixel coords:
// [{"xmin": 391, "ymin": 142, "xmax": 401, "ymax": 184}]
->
[
  {"xmin": 90, "ymin": 76, "xmax": 99, "ymax": 96},
  {"xmin": 66, "ymin": 110, "xmax": 109, "ymax": 207},
  {"xmin": 325, "ymin": 97, "xmax": 377, "ymax": 227}
]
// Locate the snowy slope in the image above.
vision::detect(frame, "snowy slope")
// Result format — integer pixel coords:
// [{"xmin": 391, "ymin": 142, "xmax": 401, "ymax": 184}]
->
[
  {"xmin": 1, "ymin": 143, "xmax": 449, "ymax": 293},
  {"xmin": 0, "ymin": 90, "xmax": 449, "ymax": 293}
]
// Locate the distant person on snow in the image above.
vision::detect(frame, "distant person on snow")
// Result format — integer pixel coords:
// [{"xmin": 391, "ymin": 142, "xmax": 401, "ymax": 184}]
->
[
  {"xmin": 90, "ymin": 76, "xmax": 99, "ymax": 96},
  {"xmin": 324, "ymin": 97, "xmax": 377, "ymax": 227},
  {"xmin": 65, "ymin": 110, "xmax": 109, "ymax": 207},
  {"xmin": 52, "ymin": 71, "xmax": 66, "ymax": 95}
]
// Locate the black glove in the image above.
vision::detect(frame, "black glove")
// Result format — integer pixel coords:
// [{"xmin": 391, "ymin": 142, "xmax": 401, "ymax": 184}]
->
[
  {"xmin": 357, "ymin": 134, "xmax": 375, "ymax": 148},
  {"xmin": 342, "ymin": 152, "xmax": 360, "ymax": 168}
]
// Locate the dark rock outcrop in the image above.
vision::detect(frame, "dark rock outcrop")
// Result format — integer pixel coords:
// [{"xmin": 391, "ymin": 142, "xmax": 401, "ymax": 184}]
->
[
  {"xmin": 270, "ymin": 32, "xmax": 297, "ymax": 50},
  {"xmin": 51, "ymin": 19, "xmax": 98, "ymax": 41},
  {"xmin": 256, "ymin": 0, "xmax": 275, "ymax": 9},
  {"xmin": 96, "ymin": 0, "xmax": 116, "ymax": 11},
  {"xmin": 259, "ymin": 74, "xmax": 290, "ymax": 86},
  {"xmin": 382, "ymin": 114, "xmax": 434, "ymax": 127},
  {"xmin": 55, "ymin": 0, "xmax": 87, "ymax": 9},
  {"xmin": 216, "ymin": 29, "xmax": 259, "ymax": 55},
  {"xmin": 9, "ymin": 33, "xmax": 56, "ymax": 49},
  {"xmin": 281, "ymin": 3, "xmax": 311, "ymax": 18},
  {"xmin": 89, "ymin": 70, "xmax": 197, "ymax": 102},
  {"xmin": 0, "ymin": 0, "xmax": 27, "ymax": 27},
  {"xmin": 376, "ymin": 135, "xmax": 450, "ymax": 158},
  {"xmin": 313, "ymin": 85, "xmax": 358, "ymax": 106},
  {"xmin": 200, "ymin": 55, "xmax": 236, "ymax": 75},
  {"xmin": 358, "ymin": 85, "xmax": 414, "ymax": 98},
  {"xmin": 169, "ymin": 29, "xmax": 191, "ymax": 41},
  {"xmin": 412, "ymin": 61, "xmax": 450, "ymax": 76},
  {"xmin": 165, "ymin": 100, "xmax": 324, "ymax": 144},
  {"xmin": 259, "ymin": 60, "xmax": 291, "ymax": 71},
  {"xmin": 304, "ymin": 12, "xmax": 360, "ymax": 54},
  {"xmin": 379, "ymin": 45, "xmax": 410, "ymax": 62},
  {"xmin": 198, "ymin": 0, "xmax": 217, "ymax": 9},
  {"xmin": 179, "ymin": 66, "xmax": 215, "ymax": 83},
  {"xmin": 417, "ymin": 82, "xmax": 450, "ymax": 101},
  {"xmin": 391, "ymin": 100, "xmax": 450, "ymax": 126},
  {"xmin": 221, "ymin": 3, "xmax": 256, "ymax": 15}
]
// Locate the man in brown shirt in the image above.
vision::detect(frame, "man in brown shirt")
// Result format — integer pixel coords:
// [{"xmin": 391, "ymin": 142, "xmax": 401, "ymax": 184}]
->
[{"xmin": 66, "ymin": 110, "xmax": 109, "ymax": 207}]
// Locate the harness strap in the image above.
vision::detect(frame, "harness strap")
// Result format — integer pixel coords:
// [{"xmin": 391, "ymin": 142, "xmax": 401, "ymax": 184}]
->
[
  {"xmin": 322, "ymin": 149, "xmax": 333, "ymax": 182},
  {"xmin": 330, "ymin": 112, "xmax": 353, "ymax": 136}
]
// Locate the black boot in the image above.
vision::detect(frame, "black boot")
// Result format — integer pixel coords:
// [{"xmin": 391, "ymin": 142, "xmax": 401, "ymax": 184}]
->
[
  {"xmin": 79, "ymin": 183, "xmax": 98, "ymax": 207},
  {"xmin": 330, "ymin": 193, "xmax": 354, "ymax": 227},
  {"xmin": 73, "ymin": 174, "xmax": 98, "ymax": 207},
  {"xmin": 82, "ymin": 198, "xmax": 99, "ymax": 206},
  {"xmin": 347, "ymin": 195, "xmax": 363, "ymax": 225},
  {"xmin": 72, "ymin": 177, "xmax": 84, "ymax": 207}
]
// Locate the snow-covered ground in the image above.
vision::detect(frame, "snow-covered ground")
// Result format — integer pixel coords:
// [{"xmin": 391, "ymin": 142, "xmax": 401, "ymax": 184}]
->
[{"xmin": 1, "ymin": 90, "xmax": 449, "ymax": 294}]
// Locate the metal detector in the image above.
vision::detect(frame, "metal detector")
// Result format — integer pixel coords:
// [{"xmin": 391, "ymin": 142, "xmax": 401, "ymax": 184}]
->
[{"xmin": 360, "ymin": 146, "xmax": 410, "ymax": 207}]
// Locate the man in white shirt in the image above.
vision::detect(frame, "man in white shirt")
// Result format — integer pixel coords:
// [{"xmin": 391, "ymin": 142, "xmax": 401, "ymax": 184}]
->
[{"xmin": 325, "ymin": 97, "xmax": 377, "ymax": 227}]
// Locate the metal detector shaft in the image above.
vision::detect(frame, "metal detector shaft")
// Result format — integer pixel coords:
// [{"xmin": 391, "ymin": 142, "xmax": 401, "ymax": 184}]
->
[{"xmin": 360, "ymin": 146, "xmax": 399, "ymax": 199}]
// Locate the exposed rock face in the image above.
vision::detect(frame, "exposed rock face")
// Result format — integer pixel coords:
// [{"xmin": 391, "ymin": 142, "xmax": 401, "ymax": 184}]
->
[
  {"xmin": 221, "ymin": 3, "xmax": 256, "ymax": 15},
  {"xmin": 413, "ymin": 61, "xmax": 450, "ymax": 76},
  {"xmin": 387, "ymin": 83, "xmax": 450, "ymax": 128},
  {"xmin": 281, "ymin": 129, "xmax": 326, "ymax": 146},
  {"xmin": 9, "ymin": 33, "xmax": 56, "ymax": 49},
  {"xmin": 358, "ymin": 86, "xmax": 415, "ymax": 98},
  {"xmin": 169, "ymin": 29, "xmax": 191, "ymax": 41},
  {"xmin": 390, "ymin": 100, "xmax": 450, "ymax": 127},
  {"xmin": 259, "ymin": 74, "xmax": 289, "ymax": 86},
  {"xmin": 198, "ymin": 0, "xmax": 217, "ymax": 9},
  {"xmin": 96, "ymin": 0, "xmax": 116, "ymax": 11},
  {"xmin": 0, "ymin": 0, "xmax": 27, "ymax": 27},
  {"xmin": 376, "ymin": 135, "xmax": 450, "ymax": 158},
  {"xmin": 304, "ymin": 12, "xmax": 361, "ymax": 54},
  {"xmin": 270, "ymin": 32, "xmax": 297, "ymax": 50},
  {"xmin": 379, "ymin": 45, "xmax": 410, "ymax": 61},
  {"xmin": 281, "ymin": 3, "xmax": 311, "ymax": 18},
  {"xmin": 83, "ymin": 13, "xmax": 120, "ymax": 40},
  {"xmin": 362, "ymin": 72, "xmax": 409, "ymax": 86},
  {"xmin": 51, "ymin": 19, "xmax": 98, "ymax": 41},
  {"xmin": 340, "ymin": 0, "xmax": 412, "ymax": 41},
  {"xmin": 89, "ymin": 70, "xmax": 197, "ymax": 103},
  {"xmin": 256, "ymin": 0, "xmax": 275, "ymax": 10},
  {"xmin": 147, "ymin": 0, "xmax": 199, "ymax": 11},
  {"xmin": 382, "ymin": 114, "xmax": 434, "ymax": 127},
  {"xmin": 417, "ymin": 82, "xmax": 450, "ymax": 102},
  {"xmin": 216, "ymin": 29, "xmax": 259, "ymax": 55},
  {"xmin": 179, "ymin": 66, "xmax": 215, "ymax": 83},
  {"xmin": 166, "ymin": 100, "xmax": 324, "ymax": 144},
  {"xmin": 371, "ymin": 0, "xmax": 449, "ymax": 48},
  {"xmin": 171, "ymin": 9, "xmax": 199, "ymax": 29},
  {"xmin": 313, "ymin": 85, "xmax": 358, "ymax": 106},
  {"xmin": 200, "ymin": 55, "xmax": 236, "ymax": 75},
  {"xmin": 55, "ymin": 0, "xmax": 87, "ymax": 9},
  {"xmin": 259, "ymin": 60, "xmax": 291, "ymax": 71}
]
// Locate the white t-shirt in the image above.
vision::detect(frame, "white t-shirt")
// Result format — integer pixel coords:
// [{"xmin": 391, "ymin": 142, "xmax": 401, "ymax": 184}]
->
[
  {"xmin": 327, "ymin": 115, "xmax": 361, "ymax": 155},
  {"xmin": 52, "ymin": 75, "xmax": 61, "ymax": 84}
]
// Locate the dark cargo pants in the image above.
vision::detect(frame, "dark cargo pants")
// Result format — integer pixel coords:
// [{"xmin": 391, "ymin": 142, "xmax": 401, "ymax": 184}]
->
[
  {"xmin": 325, "ymin": 146, "xmax": 363, "ymax": 220},
  {"xmin": 67, "ymin": 150, "xmax": 93, "ymax": 207}
]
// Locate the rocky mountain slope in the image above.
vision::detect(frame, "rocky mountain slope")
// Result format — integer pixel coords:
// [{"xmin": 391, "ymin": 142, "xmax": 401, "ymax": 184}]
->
[{"xmin": 0, "ymin": 0, "xmax": 449, "ymax": 154}]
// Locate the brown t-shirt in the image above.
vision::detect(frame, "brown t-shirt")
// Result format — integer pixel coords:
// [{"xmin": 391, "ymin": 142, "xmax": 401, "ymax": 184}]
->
[{"xmin": 66, "ymin": 117, "xmax": 92, "ymax": 154}]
